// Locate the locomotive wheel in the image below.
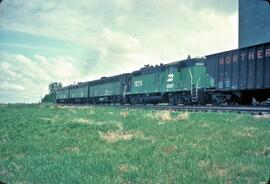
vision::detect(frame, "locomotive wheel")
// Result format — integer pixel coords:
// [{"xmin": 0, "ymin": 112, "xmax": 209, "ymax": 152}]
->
[
  {"xmin": 212, "ymin": 97, "xmax": 220, "ymax": 106},
  {"xmin": 142, "ymin": 99, "xmax": 147, "ymax": 105},
  {"xmin": 227, "ymin": 97, "xmax": 237, "ymax": 105},
  {"xmin": 169, "ymin": 96, "xmax": 177, "ymax": 105}
]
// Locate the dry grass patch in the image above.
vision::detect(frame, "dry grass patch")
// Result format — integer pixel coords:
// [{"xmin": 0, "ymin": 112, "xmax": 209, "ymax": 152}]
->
[
  {"xmin": 162, "ymin": 145, "xmax": 177, "ymax": 154},
  {"xmin": 99, "ymin": 121, "xmax": 124, "ymax": 128},
  {"xmin": 69, "ymin": 109, "xmax": 77, "ymax": 113},
  {"xmin": 147, "ymin": 111, "xmax": 190, "ymax": 123},
  {"xmin": 56, "ymin": 105, "xmax": 80, "ymax": 113},
  {"xmin": 73, "ymin": 119, "xmax": 124, "ymax": 128},
  {"xmin": 253, "ymin": 114, "xmax": 270, "ymax": 119},
  {"xmin": 118, "ymin": 164, "xmax": 129, "ymax": 173},
  {"xmin": 64, "ymin": 146, "xmax": 80, "ymax": 153},
  {"xmin": 140, "ymin": 135, "xmax": 156, "ymax": 144},
  {"xmin": 88, "ymin": 109, "xmax": 95, "ymax": 115},
  {"xmin": 147, "ymin": 110, "xmax": 173, "ymax": 122},
  {"xmin": 99, "ymin": 130, "xmax": 143, "ymax": 143},
  {"xmin": 53, "ymin": 105, "xmax": 66, "ymax": 108},
  {"xmin": 115, "ymin": 123, "xmax": 124, "ymax": 131},
  {"xmin": 176, "ymin": 112, "xmax": 190, "ymax": 121},
  {"xmin": 39, "ymin": 115, "xmax": 59, "ymax": 123},
  {"xmin": 200, "ymin": 123, "xmax": 211, "ymax": 128},
  {"xmin": 72, "ymin": 118, "xmax": 93, "ymax": 125},
  {"xmin": 120, "ymin": 111, "xmax": 129, "ymax": 118},
  {"xmin": 105, "ymin": 112, "xmax": 114, "ymax": 115},
  {"xmin": 232, "ymin": 127, "xmax": 257, "ymax": 138},
  {"xmin": 198, "ymin": 160, "xmax": 210, "ymax": 169},
  {"xmin": 158, "ymin": 111, "xmax": 172, "ymax": 121},
  {"xmin": 238, "ymin": 165, "xmax": 257, "ymax": 175},
  {"xmin": 207, "ymin": 165, "xmax": 228, "ymax": 178},
  {"xmin": 117, "ymin": 164, "xmax": 138, "ymax": 174}
]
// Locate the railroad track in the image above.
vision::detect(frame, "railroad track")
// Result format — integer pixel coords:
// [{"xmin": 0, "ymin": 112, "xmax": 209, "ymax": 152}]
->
[
  {"xmin": 94, "ymin": 104, "xmax": 270, "ymax": 115},
  {"xmin": 61, "ymin": 103, "xmax": 270, "ymax": 114}
]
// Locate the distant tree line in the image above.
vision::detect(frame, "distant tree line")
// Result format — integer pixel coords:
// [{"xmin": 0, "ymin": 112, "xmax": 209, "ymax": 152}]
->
[{"xmin": 41, "ymin": 82, "xmax": 62, "ymax": 103}]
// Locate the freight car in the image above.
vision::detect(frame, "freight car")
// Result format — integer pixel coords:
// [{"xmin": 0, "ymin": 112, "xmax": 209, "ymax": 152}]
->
[
  {"xmin": 56, "ymin": 42, "xmax": 270, "ymax": 106},
  {"xmin": 205, "ymin": 42, "xmax": 270, "ymax": 105}
]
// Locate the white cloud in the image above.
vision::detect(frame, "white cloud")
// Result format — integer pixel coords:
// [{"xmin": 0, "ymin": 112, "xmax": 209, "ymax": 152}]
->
[
  {"xmin": 0, "ymin": 82, "xmax": 25, "ymax": 91},
  {"xmin": 0, "ymin": 52, "xmax": 86, "ymax": 103},
  {"xmin": 0, "ymin": 0, "xmax": 239, "ymax": 103}
]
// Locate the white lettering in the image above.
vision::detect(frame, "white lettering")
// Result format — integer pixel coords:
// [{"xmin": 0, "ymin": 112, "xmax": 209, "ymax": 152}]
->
[
  {"xmin": 134, "ymin": 80, "xmax": 143, "ymax": 87},
  {"xmin": 167, "ymin": 84, "xmax": 174, "ymax": 89},
  {"xmin": 167, "ymin": 74, "xmax": 174, "ymax": 82}
]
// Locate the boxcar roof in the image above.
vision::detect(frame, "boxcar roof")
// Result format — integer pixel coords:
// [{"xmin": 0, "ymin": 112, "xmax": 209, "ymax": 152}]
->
[{"xmin": 206, "ymin": 41, "xmax": 270, "ymax": 57}]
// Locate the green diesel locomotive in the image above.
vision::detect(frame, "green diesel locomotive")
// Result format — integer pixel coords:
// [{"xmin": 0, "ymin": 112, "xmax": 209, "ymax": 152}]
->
[{"xmin": 56, "ymin": 58, "xmax": 212, "ymax": 105}]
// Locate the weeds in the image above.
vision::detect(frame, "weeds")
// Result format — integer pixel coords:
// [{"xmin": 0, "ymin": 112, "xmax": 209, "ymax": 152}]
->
[
  {"xmin": 0, "ymin": 104, "xmax": 269, "ymax": 184},
  {"xmin": 99, "ymin": 130, "xmax": 143, "ymax": 143}
]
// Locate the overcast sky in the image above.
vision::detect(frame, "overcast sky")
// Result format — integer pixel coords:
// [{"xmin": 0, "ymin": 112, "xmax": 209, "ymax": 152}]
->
[{"xmin": 0, "ymin": 0, "xmax": 238, "ymax": 103}]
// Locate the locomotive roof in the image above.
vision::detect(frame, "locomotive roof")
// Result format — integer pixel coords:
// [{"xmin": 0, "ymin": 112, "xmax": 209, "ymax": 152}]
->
[
  {"xmin": 132, "ymin": 57, "xmax": 205, "ymax": 75},
  {"xmin": 88, "ymin": 73, "xmax": 130, "ymax": 84},
  {"xmin": 58, "ymin": 73, "xmax": 130, "ymax": 90}
]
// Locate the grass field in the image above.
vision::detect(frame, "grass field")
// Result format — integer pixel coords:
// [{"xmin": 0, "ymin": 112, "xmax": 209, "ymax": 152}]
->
[{"xmin": 0, "ymin": 104, "xmax": 269, "ymax": 184}]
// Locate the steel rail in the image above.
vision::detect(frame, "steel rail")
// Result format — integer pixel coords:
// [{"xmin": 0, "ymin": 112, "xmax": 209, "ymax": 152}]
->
[{"xmin": 79, "ymin": 104, "xmax": 270, "ymax": 114}]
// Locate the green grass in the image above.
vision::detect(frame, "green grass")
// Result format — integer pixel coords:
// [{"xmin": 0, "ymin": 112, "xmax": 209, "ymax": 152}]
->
[{"xmin": 0, "ymin": 104, "xmax": 269, "ymax": 184}]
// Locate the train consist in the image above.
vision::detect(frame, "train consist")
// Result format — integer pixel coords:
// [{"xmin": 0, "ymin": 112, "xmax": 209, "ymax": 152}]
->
[{"xmin": 56, "ymin": 42, "xmax": 270, "ymax": 105}]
